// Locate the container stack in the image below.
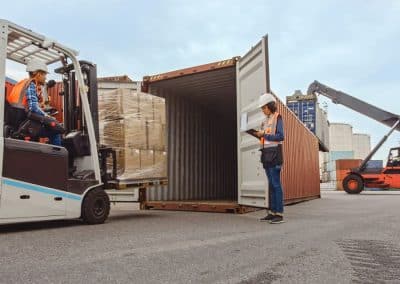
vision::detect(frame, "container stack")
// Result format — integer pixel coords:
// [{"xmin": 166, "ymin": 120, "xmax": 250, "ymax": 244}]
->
[{"xmin": 99, "ymin": 88, "xmax": 167, "ymax": 181}]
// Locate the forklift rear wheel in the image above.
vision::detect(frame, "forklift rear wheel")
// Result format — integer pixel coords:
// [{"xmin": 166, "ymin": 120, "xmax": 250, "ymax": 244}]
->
[
  {"xmin": 82, "ymin": 188, "xmax": 110, "ymax": 224},
  {"xmin": 343, "ymin": 174, "xmax": 364, "ymax": 194}
]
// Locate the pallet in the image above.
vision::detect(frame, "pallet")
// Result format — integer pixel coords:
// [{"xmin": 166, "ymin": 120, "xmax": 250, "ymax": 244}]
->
[
  {"xmin": 110, "ymin": 178, "xmax": 168, "ymax": 190},
  {"xmin": 144, "ymin": 200, "xmax": 261, "ymax": 214}
]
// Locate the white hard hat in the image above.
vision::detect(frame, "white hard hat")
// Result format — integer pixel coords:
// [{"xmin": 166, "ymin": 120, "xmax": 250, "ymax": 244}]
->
[
  {"xmin": 26, "ymin": 58, "xmax": 48, "ymax": 73},
  {"xmin": 258, "ymin": 93, "xmax": 276, "ymax": 108}
]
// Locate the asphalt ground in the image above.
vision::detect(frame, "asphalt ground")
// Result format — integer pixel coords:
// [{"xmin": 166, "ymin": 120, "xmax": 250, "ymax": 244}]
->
[{"xmin": 0, "ymin": 190, "xmax": 399, "ymax": 284}]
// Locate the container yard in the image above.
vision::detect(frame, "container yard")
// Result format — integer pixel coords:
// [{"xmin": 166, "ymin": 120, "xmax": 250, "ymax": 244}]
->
[{"xmin": 1, "ymin": 3, "xmax": 400, "ymax": 282}]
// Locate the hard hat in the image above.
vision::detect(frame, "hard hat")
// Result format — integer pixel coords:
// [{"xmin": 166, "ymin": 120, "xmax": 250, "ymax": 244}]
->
[
  {"xmin": 258, "ymin": 93, "xmax": 276, "ymax": 108},
  {"xmin": 26, "ymin": 58, "xmax": 48, "ymax": 73}
]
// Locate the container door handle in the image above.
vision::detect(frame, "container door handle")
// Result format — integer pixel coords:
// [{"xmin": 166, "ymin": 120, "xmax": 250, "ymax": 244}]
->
[
  {"xmin": 54, "ymin": 197, "xmax": 63, "ymax": 201},
  {"xmin": 20, "ymin": 195, "xmax": 30, "ymax": 199}
]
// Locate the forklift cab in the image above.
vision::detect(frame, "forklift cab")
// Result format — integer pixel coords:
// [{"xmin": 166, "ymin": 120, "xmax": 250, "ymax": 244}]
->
[
  {"xmin": 0, "ymin": 20, "xmax": 110, "ymax": 225},
  {"xmin": 387, "ymin": 148, "xmax": 400, "ymax": 168}
]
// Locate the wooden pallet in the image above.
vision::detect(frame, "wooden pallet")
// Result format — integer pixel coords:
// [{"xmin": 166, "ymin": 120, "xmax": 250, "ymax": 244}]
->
[
  {"xmin": 144, "ymin": 200, "xmax": 261, "ymax": 214},
  {"xmin": 111, "ymin": 178, "xmax": 168, "ymax": 190}
]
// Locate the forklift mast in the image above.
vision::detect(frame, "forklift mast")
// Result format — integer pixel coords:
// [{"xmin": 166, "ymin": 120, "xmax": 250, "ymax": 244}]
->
[
  {"xmin": 55, "ymin": 61, "xmax": 100, "ymax": 143},
  {"xmin": 307, "ymin": 81, "xmax": 400, "ymax": 172},
  {"xmin": 55, "ymin": 61, "xmax": 117, "ymax": 185}
]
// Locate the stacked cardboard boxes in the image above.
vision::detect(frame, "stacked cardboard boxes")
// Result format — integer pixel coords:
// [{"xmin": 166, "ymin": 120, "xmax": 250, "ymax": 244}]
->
[{"xmin": 99, "ymin": 88, "xmax": 167, "ymax": 181}]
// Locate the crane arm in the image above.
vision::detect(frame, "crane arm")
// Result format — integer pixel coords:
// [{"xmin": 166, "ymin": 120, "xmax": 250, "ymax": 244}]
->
[{"xmin": 307, "ymin": 80, "xmax": 400, "ymax": 131}]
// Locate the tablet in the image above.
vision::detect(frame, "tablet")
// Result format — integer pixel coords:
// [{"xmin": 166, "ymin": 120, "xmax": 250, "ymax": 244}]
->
[{"xmin": 246, "ymin": 129, "xmax": 260, "ymax": 138}]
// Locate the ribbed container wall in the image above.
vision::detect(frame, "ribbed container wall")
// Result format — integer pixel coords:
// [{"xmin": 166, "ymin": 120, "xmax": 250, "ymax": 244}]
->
[
  {"xmin": 148, "ymin": 93, "xmax": 237, "ymax": 201},
  {"xmin": 144, "ymin": 56, "xmax": 320, "ymax": 205},
  {"xmin": 277, "ymin": 100, "xmax": 320, "ymax": 202},
  {"xmin": 286, "ymin": 100, "xmax": 316, "ymax": 133},
  {"xmin": 316, "ymin": 103, "xmax": 329, "ymax": 148},
  {"xmin": 352, "ymin": 133, "xmax": 371, "ymax": 159},
  {"xmin": 5, "ymin": 81, "xmax": 14, "ymax": 97},
  {"xmin": 319, "ymin": 151, "xmax": 329, "ymax": 182},
  {"xmin": 47, "ymin": 82, "xmax": 64, "ymax": 122}
]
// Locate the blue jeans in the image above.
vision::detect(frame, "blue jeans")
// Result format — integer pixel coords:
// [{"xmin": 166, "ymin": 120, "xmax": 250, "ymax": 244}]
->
[
  {"xmin": 39, "ymin": 128, "xmax": 62, "ymax": 146},
  {"xmin": 265, "ymin": 165, "xmax": 284, "ymax": 214}
]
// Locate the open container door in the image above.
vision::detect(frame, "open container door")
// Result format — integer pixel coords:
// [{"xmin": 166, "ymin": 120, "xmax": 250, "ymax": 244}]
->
[{"xmin": 237, "ymin": 36, "xmax": 270, "ymax": 208}]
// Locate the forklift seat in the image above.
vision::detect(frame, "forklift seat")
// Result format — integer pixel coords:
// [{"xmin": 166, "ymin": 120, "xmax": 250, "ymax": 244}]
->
[
  {"xmin": 3, "ymin": 100, "xmax": 65, "ymax": 141},
  {"xmin": 3, "ymin": 100, "xmax": 28, "ymax": 138}
]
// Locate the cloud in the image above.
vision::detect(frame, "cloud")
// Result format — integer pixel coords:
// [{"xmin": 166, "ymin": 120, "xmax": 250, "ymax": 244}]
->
[{"xmin": 1, "ymin": 1, "xmax": 399, "ymax": 161}]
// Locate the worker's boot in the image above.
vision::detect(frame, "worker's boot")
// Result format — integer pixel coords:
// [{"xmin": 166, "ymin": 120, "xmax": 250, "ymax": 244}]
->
[
  {"xmin": 269, "ymin": 215, "xmax": 284, "ymax": 224},
  {"xmin": 259, "ymin": 213, "xmax": 275, "ymax": 222}
]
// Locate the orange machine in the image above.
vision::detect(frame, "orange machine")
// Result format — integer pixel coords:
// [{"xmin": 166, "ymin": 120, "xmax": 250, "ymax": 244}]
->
[
  {"xmin": 342, "ymin": 147, "xmax": 400, "ymax": 193},
  {"xmin": 308, "ymin": 81, "xmax": 400, "ymax": 194}
]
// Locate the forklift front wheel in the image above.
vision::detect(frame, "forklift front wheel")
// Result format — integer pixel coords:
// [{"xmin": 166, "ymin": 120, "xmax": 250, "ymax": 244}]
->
[
  {"xmin": 343, "ymin": 174, "xmax": 364, "ymax": 194},
  {"xmin": 82, "ymin": 188, "xmax": 110, "ymax": 224}
]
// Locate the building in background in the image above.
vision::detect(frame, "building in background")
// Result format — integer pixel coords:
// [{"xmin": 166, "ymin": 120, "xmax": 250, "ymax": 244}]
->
[
  {"xmin": 352, "ymin": 133, "xmax": 371, "ymax": 160},
  {"xmin": 328, "ymin": 123, "xmax": 372, "ymax": 182},
  {"xmin": 287, "ymin": 90, "xmax": 330, "ymax": 181}
]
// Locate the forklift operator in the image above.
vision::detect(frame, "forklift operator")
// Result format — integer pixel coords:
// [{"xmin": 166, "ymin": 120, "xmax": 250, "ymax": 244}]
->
[{"xmin": 6, "ymin": 59, "xmax": 62, "ymax": 146}]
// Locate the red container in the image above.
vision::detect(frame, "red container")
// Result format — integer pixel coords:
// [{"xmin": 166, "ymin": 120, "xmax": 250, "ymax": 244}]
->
[
  {"xmin": 143, "ymin": 58, "xmax": 320, "ymax": 206},
  {"xmin": 47, "ymin": 82, "xmax": 64, "ymax": 122},
  {"xmin": 5, "ymin": 81, "xmax": 15, "ymax": 98}
]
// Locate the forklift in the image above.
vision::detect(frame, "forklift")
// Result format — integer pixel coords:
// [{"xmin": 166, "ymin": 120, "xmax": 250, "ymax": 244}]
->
[
  {"xmin": 0, "ymin": 20, "xmax": 124, "ymax": 224},
  {"xmin": 308, "ymin": 81, "xmax": 400, "ymax": 194}
]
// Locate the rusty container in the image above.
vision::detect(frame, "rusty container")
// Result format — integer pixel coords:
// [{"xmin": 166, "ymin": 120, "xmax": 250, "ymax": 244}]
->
[
  {"xmin": 5, "ymin": 81, "xmax": 15, "ymax": 97},
  {"xmin": 143, "ymin": 57, "xmax": 320, "ymax": 207},
  {"xmin": 47, "ymin": 82, "xmax": 64, "ymax": 122}
]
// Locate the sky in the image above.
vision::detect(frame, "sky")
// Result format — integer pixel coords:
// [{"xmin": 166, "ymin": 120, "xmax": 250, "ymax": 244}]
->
[{"xmin": 1, "ymin": 0, "xmax": 400, "ymax": 161}]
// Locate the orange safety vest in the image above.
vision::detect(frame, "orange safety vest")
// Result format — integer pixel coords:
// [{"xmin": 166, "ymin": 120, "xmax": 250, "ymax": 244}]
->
[
  {"xmin": 260, "ymin": 112, "xmax": 282, "ymax": 147},
  {"xmin": 6, "ymin": 79, "xmax": 43, "ymax": 109}
]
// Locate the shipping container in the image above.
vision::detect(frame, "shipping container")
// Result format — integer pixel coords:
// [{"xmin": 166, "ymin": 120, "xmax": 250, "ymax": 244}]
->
[
  {"xmin": 47, "ymin": 82, "xmax": 64, "ymax": 122},
  {"xmin": 286, "ymin": 90, "xmax": 329, "ymax": 150},
  {"xmin": 352, "ymin": 133, "xmax": 371, "ymax": 160},
  {"xmin": 143, "ymin": 36, "xmax": 320, "ymax": 211},
  {"xmin": 366, "ymin": 160, "xmax": 383, "ymax": 169},
  {"xmin": 4, "ymin": 76, "xmax": 15, "ymax": 98},
  {"xmin": 4, "ymin": 81, "xmax": 14, "ymax": 98},
  {"xmin": 315, "ymin": 103, "xmax": 329, "ymax": 149},
  {"xmin": 97, "ymin": 75, "xmax": 140, "ymax": 95}
]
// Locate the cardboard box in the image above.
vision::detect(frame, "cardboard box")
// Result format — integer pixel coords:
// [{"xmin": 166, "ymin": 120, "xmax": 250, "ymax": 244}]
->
[
  {"xmin": 147, "ymin": 121, "xmax": 165, "ymax": 151},
  {"xmin": 124, "ymin": 118, "xmax": 147, "ymax": 149},
  {"xmin": 124, "ymin": 148, "xmax": 141, "ymax": 173},
  {"xmin": 154, "ymin": 150, "xmax": 167, "ymax": 178},
  {"xmin": 99, "ymin": 88, "xmax": 168, "ymax": 181},
  {"xmin": 102, "ymin": 119, "xmax": 124, "ymax": 148},
  {"xmin": 153, "ymin": 97, "xmax": 166, "ymax": 124},
  {"xmin": 98, "ymin": 89, "xmax": 139, "ymax": 120},
  {"xmin": 140, "ymin": 150, "xmax": 155, "ymax": 168},
  {"xmin": 139, "ymin": 93, "xmax": 154, "ymax": 121}
]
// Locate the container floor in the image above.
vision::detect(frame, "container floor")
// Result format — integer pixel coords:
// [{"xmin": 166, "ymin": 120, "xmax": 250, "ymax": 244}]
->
[
  {"xmin": 144, "ymin": 195, "xmax": 320, "ymax": 214},
  {"xmin": 144, "ymin": 200, "xmax": 259, "ymax": 214}
]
